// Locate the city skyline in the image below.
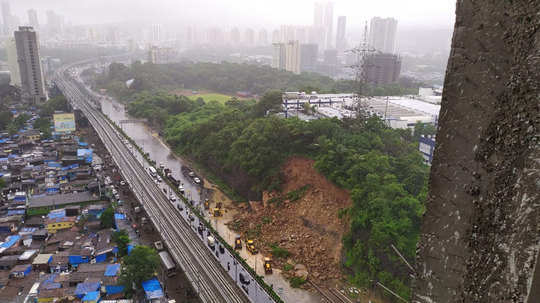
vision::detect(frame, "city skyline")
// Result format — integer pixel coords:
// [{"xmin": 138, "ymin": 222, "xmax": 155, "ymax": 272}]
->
[{"xmin": 5, "ymin": 0, "xmax": 456, "ymax": 29}]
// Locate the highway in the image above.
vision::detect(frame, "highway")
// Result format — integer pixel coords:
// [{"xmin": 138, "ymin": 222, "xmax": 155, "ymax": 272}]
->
[{"xmin": 53, "ymin": 63, "xmax": 251, "ymax": 303}]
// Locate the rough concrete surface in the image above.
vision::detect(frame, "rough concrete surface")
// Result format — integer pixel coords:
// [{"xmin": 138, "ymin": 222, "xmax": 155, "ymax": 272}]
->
[{"xmin": 413, "ymin": 1, "xmax": 540, "ymax": 303}]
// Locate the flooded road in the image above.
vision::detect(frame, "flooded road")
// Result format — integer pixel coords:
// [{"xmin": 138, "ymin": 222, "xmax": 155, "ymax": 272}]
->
[{"xmin": 99, "ymin": 97, "xmax": 202, "ymax": 204}]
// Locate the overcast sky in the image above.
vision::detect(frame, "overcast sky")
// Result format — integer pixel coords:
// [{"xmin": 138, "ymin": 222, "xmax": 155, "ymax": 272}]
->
[{"xmin": 9, "ymin": 0, "xmax": 456, "ymax": 29}]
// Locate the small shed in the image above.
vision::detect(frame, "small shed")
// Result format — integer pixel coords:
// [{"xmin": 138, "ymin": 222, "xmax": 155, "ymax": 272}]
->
[
  {"xmin": 32, "ymin": 253, "xmax": 53, "ymax": 271},
  {"xmin": 0, "ymin": 255, "xmax": 19, "ymax": 270},
  {"xmin": 142, "ymin": 278, "xmax": 164, "ymax": 300},
  {"xmin": 18, "ymin": 249, "xmax": 38, "ymax": 263},
  {"xmin": 10, "ymin": 263, "xmax": 31, "ymax": 278},
  {"xmin": 75, "ymin": 281, "xmax": 100, "ymax": 299},
  {"xmin": 82, "ymin": 290, "xmax": 100, "ymax": 303}
]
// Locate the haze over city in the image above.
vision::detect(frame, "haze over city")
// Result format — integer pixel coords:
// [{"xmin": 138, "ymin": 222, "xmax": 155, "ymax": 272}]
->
[
  {"xmin": 9, "ymin": 0, "xmax": 456, "ymax": 28},
  {"xmin": 2, "ymin": 1, "xmax": 535, "ymax": 303}
]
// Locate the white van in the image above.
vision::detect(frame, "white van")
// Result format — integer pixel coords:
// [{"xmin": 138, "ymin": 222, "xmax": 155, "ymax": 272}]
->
[{"xmin": 148, "ymin": 166, "xmax": 157, "ymax": 177}]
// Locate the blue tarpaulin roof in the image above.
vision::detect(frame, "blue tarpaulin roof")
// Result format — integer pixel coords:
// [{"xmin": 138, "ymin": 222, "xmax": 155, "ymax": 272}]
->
[
  {"xmin": 127, "ymin": 245, "xmax": 134, "ymax": 255},
  {"xmin": 82, "ymin": 291, "xmax": 99, "ymax": 302},
  {"xmin": 7, "ymin": 210, "xmax": 25, "ymax": 215},
  {"xmin": 142, "ymin": 278, "xmax": 164, "ymax": 300},
  {"xmin": 105, "ymin": 285, "xmax": 125, "ymax": 294},
  {"xmin": 104, "ymin": 264, "xmax": 120, "ymax": 277},
  {"xmin": 48, "ymin": 209, "xmax": 66, "ymax": 219},
  {"xmin": 1, "ymin": 235, "xmax": 20, "ymax": 248},
  {"xmin": 75, "ymin": 282, "xmax": 100, "ymax": 297},
  {"xmin": 47, "ymin": 162, "xmax": 62, "ymax": 168},
  {"xmin": 42, "ymin": 274, "xmax": 61, "ymax": 290},
  {"xmin": 114, "ymin": 213, "xmax": 126, "ymax": 220}
]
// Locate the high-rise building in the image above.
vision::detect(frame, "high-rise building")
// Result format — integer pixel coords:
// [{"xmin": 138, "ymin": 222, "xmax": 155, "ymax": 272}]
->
[
  {"xmin": 279, "ymin": 25, "xmax": 296, "ymax": 43},
  {"xmin": 1, "ymin": 1, "xmax": 10, "ymax": 35},
  {"xmin": 313, "ymin": 2, "xmax": 324, "ymax": 27},
  {"xmin": 151, "ymin": 24, "xmax": 162, "ymax": 43},
  {"xmin": 295, "ymin": 27, "xmax": 308, "ymax": 44},
  {"xmin": 369, "ymin": 17, "xmax": 398, "ymax": 53},
  {"xmin": 148, "ymin": 45, "xmax": 177, "ymax": 64},
  {"xmin": 336, "ymin": 16, "xmax": 346, "ymax": 51},
  {"xmin": 27, "ymin": 9, "xmax": 38, "ymax": 29},
  {"xmin": 272, "ymin": 43, "xmax": 286, "ymax": 70},
  {"xmin": 14, "ymin": 26, "xmax": 47, "ymax": 103},
  {"xmin": 5, "ymin": 37, "xmax": 20, "ymax": 86},
  {"xmin": 285, "ymin": 40, "xmax": 301, "ymax": 74},
  {"xmin": 364, "ymin": 52, "xmax": 401, "ymax": 85},
  {"xmin": 271, "ymin": 29, "xmax": 280, "ymax": 44},
  {"xmin": 324, "ymin": 2, "xmax": 334, "ymax": 49},
  {"xmin": 46, "ymin": 10, "xmax": 64, "ymax": 35},
  {"xmin": 258, "ymin": 29, "xmax": 268, "ymax": 46},
  {"xmin": 313, "ymin": 2, "xmax": 334, "ymax": 49},
  {"xmin": 300, "ymin": 44, "xmax": 318, "ymax": 72}
]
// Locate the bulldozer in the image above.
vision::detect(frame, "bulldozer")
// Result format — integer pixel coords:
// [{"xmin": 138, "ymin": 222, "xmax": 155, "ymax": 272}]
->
[
  {"xmin": 213, "ymin": 202, "xmax": 223, "ymax": 217},
  {"xmin": 247, "ymin": 239, "xmax": 258, "ymax": 255},
  {"xmin": 234, "ymin": 236, "xmax": 242, "ymax": 250},
  {"xmin": 213, "ymin": 207, "xmax": 223, "ymax": 217},
  {"xmin": 263, "ymin": 257, "xmax": 273, "ymax": 274}
]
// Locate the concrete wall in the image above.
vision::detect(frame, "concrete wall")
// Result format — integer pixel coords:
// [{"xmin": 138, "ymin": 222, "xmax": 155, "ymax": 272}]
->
[{"xmin": 413, "ymin": 1, "xmax": 539, "ymax": 302}]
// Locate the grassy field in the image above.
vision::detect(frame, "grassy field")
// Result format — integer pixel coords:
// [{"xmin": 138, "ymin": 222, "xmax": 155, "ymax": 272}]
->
[
  {"xmin": 172, "ymin": 89, "xmax": 252, "ymax": 104},
  {"xmin": 187, "ymin": 93, "xmax": 234, "ymax": 104}
]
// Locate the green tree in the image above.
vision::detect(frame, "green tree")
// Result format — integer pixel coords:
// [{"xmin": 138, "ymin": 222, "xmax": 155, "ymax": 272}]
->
[
  {"xmin": 413, "ymin": 121, "xmax": 437, "ymax": 141},
  {"xmin": 113, "ymin": 230, "xmax": 131, "ymax": 257},
  {"xmin": 120, "ymin": 245, "xmax": 160, "ymax": 295},
  {"xmin": 252, "ymin": 90, "xmax": 282, "ymax": 117},
  {"xmin": 0, "ymin": 178, "xmax": 5, "ymax": 189},
  {"xmin": 0, "ymin": 111, "xmax": 12, "ymax": 130},
  {"xmin": 100, "ymin": 207, "xmax": 115, "ymax": 229}
]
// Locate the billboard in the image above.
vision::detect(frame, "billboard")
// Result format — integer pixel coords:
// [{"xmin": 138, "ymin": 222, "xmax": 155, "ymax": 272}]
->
[{"xmin": 53, "ymin": 113, "xmax": 76, "ymax": 133}]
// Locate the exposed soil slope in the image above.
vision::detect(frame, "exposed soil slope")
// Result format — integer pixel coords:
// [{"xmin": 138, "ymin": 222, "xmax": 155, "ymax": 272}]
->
[{"xmin": 230, "ymin": 157, "xmax": 351, "ymax": 284}]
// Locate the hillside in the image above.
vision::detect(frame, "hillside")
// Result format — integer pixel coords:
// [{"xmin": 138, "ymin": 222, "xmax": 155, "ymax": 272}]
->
[{"xmin": 230, "ymin": 157, "xmax": 351, "ymax": 284}]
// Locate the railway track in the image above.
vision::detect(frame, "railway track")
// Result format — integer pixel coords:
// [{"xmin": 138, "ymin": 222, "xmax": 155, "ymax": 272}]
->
[
  {"xmin": 308, "ymin": 281, "xmax": 354, "ymax": 303},
  {"xmin": 54, "ymin": 66, "xmax": 251, "ymax": 303}
]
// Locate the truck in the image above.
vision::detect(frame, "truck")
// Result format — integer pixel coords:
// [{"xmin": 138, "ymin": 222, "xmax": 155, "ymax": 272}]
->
[
  {"xmin": 247, "ymin": 240, "xmax": 258, "ymax": 255},
  {"xmin": 263, "ymin": 257, "xmax": 273, "ymax": 274},
  {"xmin": 234, "ymin": 236, "xmax": 242, "ymax": 250},
  {"xmin": 148, "ymin": 166, "xmax": 157, "ymax": 177},
  {"xmin": 167, "ymin": 173, "xmax": 180, "ymax": 187}
]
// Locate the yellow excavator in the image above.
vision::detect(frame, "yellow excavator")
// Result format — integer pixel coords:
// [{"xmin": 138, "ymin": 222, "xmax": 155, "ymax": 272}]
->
[
  {"xmin": 213, "ymin": 202, "xmax": 223, "ymax": 217},
  {"xmin": 234, "ymin": 236, "xmax": 242, "ymax": 250},
  {"xmin": 263, "ymin": 257, "xmax": 273, "ymax": 274},
  {"xmin": 247, "ymin": 239, "xmax": 258, "ymax": 254}
]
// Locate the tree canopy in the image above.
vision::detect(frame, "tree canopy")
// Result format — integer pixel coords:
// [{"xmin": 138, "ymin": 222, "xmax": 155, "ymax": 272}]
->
[
  {"xmin": 120, "ymin": 245, "xmax": 160, "ymax": 294},
  {"xmin": 123, "ymin": 90, "xmax": 428, "ymax": 299},
  {"xmin": 113, "ymin": 230, "xmax": 131, "ymax": 257},
  {"xmin": 94, "ymin": 61, "xmax": 420, "ymax": 101},
  {"xmin": 100, "ymin": 207, "xmax": 114, "ymax": 229}
]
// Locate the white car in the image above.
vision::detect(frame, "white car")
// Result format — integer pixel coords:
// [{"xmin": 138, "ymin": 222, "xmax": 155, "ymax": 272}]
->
[
  {"xmin": 169, "ymin": 195, "xmax": 176, "ymax": 202},
  {"xmin": 178, "ymin": 185, "xmax": 185, "ymax": 193},
  {"xmin": 157, "ymin": 176, "xmax": 162, "ymax": 182},
  {"xmin": 193, "ymin": 177, "xmax": 201, "ymax": 184}
]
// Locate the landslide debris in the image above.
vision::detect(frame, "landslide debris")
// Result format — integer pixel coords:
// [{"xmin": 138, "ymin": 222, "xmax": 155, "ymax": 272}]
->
[{"xmin": 229, "ymin": 157, "xmax": 351, "ymax": 285}]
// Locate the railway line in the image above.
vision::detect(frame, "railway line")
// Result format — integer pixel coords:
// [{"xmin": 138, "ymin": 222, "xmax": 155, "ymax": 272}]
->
[
  {"xmin": 53, "ymin": 65, "xmax": 251, "ymax": 303},
  {"xmin": 308, "ymin": 281, "xmax": 354, "ymax": 303}
]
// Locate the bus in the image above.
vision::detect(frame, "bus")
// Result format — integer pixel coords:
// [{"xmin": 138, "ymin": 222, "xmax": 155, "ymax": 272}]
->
[
  {"xmin": 148, "ymin": 166, "xmax": 157, "ymax": 177},
  {"xmin": 159, "ymin": 251, "xmax": 176, "ymax": 277}
]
